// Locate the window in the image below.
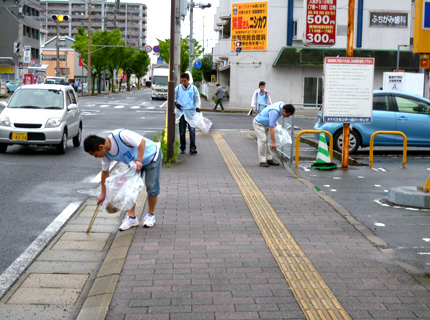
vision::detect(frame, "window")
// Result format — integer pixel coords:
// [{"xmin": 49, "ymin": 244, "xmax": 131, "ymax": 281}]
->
[
  {"xmin": 373, "ymin": 95, "xmax": 390, "ymax": 111},
  {"xmin": 303, "ymin": 77, "xmax": 322, "ymax": 108},
  {"xmin": 395, "ymin": 96, "xmax": 430, "ymax": 114}
]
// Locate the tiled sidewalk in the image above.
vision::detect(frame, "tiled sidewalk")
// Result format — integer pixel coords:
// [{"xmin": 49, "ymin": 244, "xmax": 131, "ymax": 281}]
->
[{"xmin": 106, "ymin": 132, "xmax": 430, "ymax": 320}]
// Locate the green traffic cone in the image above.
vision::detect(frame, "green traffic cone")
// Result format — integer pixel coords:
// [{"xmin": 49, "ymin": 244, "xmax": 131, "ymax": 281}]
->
[{"xmin": 311, "ymin": 131, "xmax": 337, "ymax": 170}]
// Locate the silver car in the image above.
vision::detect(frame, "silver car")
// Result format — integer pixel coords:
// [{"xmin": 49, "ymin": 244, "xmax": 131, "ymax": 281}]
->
[{"xmin": 0, "ymin": 84, "xmax": 83, "ymax": 154}]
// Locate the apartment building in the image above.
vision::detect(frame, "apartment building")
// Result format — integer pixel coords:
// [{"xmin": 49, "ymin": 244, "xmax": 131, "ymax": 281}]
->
[
  {"xmin": 212, "ymin": 0, "xmax": 419, "ymax": 109},
  {"xmin": 41, "ymin": 0, "xmax": 147, "ymax": 49},
  {"xmin": 0, "ymin": 0, "xmax": 45, "ymax": 81}
]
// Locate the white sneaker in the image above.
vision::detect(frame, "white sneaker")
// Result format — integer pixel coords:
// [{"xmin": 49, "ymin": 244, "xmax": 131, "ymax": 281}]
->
[
  {"xmin": 142, "ymin": 214, "xmax": 156, "ymax": 227},
  {"xmin": 119, "ymin": 216, "xmax": 139, "ymax": 231}
]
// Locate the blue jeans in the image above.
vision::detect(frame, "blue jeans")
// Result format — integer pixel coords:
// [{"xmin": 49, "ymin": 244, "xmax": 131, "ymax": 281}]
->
[
  {"xmin": 140, "ymin": 154, "xmax": 162, "ymax": 197},
  {"xmin": 179, "ymin": 115, "xmax": 196, "ymax": 152}
]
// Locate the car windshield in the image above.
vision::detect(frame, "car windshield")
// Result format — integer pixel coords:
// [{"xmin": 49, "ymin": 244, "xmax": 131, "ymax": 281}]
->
[
  {"xmin": 152, "ymin": 75, "xmax": 168, "ymax": 86},
  {"xmin": 8, "ymin": 89, "xmax": 64, "ymax": 109},
  {"xmin": 45, "ymin": 78, "xmax": 64, "ymax": 84}
]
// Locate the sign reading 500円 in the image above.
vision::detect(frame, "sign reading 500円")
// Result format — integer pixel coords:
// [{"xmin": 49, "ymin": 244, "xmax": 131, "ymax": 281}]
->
[
  {"xmin": 231, "ymin": 2, "xmax": 268, "ymax": 51},
  {"xmin": 304, "ymin": 0, "xmax": 337, "ymax": 46}
]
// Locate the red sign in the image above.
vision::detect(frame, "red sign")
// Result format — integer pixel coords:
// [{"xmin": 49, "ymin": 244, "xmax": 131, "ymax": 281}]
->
[
  {"xmin": 79, "ymin": 57, "xmax": 83, "ymax": 67},
  {"xmin": 304, "ymin": 0, "xmax": 337, "ymax": 46},
  {"xmin": 144, "ymin": 45, "xmax": 152, "ymax": 53},
  {"xmin": 30, "ymin": 58, "xmax": 37, "ymax": 65},
  {"xmin": 24, "ymin": 74, "xmax": 33, "ymax": 85}
]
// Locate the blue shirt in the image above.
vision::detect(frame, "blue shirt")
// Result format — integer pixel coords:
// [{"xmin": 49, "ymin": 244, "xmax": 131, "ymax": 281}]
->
[{"xmin": 255, "ymin": 101, "xmax": 284, "ymax": 127}]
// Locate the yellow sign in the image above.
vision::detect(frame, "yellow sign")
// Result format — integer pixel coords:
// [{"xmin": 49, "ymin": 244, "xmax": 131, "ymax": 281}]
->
[
  {"xmin": 413, "ymin": 0, "xmax": 430, "ymax": 53},
  {"xmin": 0, "ymin": 66, "xmax": 15, "ymax": 74},
  {"xmin": 211, "ymin": 75, "xmax": 216, "ymax": 82},
  {"xmin": 231, "ymin": 2, "xmax": 268, "ymax": 51}
]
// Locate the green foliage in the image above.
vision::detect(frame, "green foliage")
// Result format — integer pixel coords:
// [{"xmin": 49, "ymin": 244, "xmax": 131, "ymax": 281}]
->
[
  {"xmin": 154, "ymin": 130, "xmax": 179, "ymax": 166},
  {"xmin": 157, "ymin": 37, "xmax": 203, "ymax": 73}
]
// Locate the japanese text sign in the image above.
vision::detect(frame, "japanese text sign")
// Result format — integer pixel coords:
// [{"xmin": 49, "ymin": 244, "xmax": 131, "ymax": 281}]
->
[
  {"xmin": 231, "ymin": 2, "xmax": 268, "ymax": 51},
  {"xmin": 369, "ymin": 12, "xmax": 408, "ymax": 28},
  {"xmin": 304, "ymin": 0, "xmax": 336, "ymax": 46},
  {"xmin": 323, "ymin": 58, "xmax": 374, "ymax": 124}
]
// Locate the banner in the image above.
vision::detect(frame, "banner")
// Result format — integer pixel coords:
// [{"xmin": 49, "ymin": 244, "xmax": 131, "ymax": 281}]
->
[
  {"xmin": 231, "ymin": 2, "xmax": 268, "ymax": 51},
  {"xmin": 23, "ymin": 46, "xmax": 31, "ymax": 63}
]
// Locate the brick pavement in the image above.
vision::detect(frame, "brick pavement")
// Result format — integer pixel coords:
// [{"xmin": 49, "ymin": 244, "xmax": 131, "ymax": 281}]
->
[{"xmin": 106, "ymin": 132, "xmax": 430, "ymax": 320}]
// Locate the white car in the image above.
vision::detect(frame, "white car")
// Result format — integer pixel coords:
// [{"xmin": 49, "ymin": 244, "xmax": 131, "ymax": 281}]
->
[{"xmin": 0, "ymin": 84, "xmax": 83, "ymax": 154}]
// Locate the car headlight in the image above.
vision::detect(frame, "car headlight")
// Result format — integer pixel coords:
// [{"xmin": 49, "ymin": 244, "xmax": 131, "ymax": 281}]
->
[
  {"xmin": 0, "ymin": 116, "xmax": 10, "ymax": 127},
  {"xmin": 46, "ymin": 117, "xmax": 62, "ymax": 128}
]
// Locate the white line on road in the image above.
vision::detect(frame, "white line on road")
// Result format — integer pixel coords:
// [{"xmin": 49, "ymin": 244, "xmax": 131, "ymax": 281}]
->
[
  {"xmin": 0, "ymin": 202, "xmax": 82, "ymax": 299},
  {"xmin": 423, "ymin": 238, "xmax": 430, "ymax": 242},
  {"xmin": 131, "ymin": 106, "xmax": 141, "ymax": 109},
  {"xmin": 374, "ymin": 223, "xmax": 386, "ymax": 227},
  {"xmin": 141, "ymin": 101, "xmax": 149, "ymax": 105},
  {"xmin": 418, "ymin": 252, "xmax": 430, "ymax": 255},
  {"xmin": 99, "ymin": 105, "xmax": 110, "ymax": 108},
  {"xmin": 160, "ymin": 101, "xmax": 167, "ymax": 108},
  {"xmin": 114, "ymin": 105, "xmax": 125, "ymax": 109},
  {"xmin": 147, "ymin": 106, "xmax": 155, "ymax": 109}
]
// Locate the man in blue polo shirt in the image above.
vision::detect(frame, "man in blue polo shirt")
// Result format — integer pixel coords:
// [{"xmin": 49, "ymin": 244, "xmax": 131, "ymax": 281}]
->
[
  {"xmin": 253, "ymin": 102, "xmax": 295, "ymax": 167},
  {"xmin": 84, "ymin": 129, "xmax": 162, "ymax": 231}
]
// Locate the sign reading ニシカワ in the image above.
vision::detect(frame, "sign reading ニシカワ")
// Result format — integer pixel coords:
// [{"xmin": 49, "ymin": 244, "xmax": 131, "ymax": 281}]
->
[
  {"xmin": 370, "ymin": 12, "xmax": 408, "ymax": 27},
  {"xmin": 231, "ymin": 2, "xmax": 268, "ymax": 51}
]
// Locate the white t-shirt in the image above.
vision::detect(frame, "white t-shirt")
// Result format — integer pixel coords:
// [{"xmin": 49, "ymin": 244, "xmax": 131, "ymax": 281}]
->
[{"xmin": 101, "ymin": 129, "xmax": 143, "ymax": 171}]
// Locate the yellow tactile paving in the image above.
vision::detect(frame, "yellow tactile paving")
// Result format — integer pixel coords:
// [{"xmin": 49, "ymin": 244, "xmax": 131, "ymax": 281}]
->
[{"xmin": 213, "ymin": 134, "xmax": 351, "ymax": 320}]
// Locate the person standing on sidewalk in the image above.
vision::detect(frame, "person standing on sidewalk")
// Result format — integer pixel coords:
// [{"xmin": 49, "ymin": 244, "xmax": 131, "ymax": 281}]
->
[
  {"xmin": 253, "ymin": 102, "xmax": 295, "ymax": 167},
  {"xmin": 213, "ymin": 84, "xmax": 224, "ymax": 111},
  {"xmin": 251, "ymin": 81, "xmax": 272, "ymax": 115},
  {"xmin": 175, "ymin": 72, "xmax": 201, "ymax": 155},
  {"xmin": 84, "ymin": 129, "xmax": 162, "ymax": 231}
]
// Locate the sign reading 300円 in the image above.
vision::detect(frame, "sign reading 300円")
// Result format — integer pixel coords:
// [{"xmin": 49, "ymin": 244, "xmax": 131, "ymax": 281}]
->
[
  {"xmin": 304, "ymin": 0, "xmax": 337, "ymax": 46},
  {"xmin": 231, "ymin": 2, "xmax": 268, "ymax": 51}
]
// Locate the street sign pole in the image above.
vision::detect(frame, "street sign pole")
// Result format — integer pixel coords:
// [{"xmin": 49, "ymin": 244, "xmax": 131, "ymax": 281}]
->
[
  {"xmin": 342, "ymin": 0, "xmax": 356, "ymax": 168},
  {"xmin": 167, "ymin": 0, "xmax": 176, "ymax": 160}
]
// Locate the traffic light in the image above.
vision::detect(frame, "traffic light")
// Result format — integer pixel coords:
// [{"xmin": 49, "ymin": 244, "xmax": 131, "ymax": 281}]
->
[
  {"xmin": 235, "ymin": 40, "xmax": 242, "ymax": 54},
  {"xmin": 420, "ymin": 54, "xmax": 430, "ymax": 69},
  {"xmin": 13, "ymin": 41, "xmax": 20, "ymax": 54},
  {"xmin": 51, "ymin": 14, "xmax": 71, "ymax": 22}
]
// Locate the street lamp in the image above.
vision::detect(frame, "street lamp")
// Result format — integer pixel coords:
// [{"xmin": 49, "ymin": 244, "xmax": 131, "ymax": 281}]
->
[{"xmin": 188, "ymin": 1, "xmax": 211, "ymax": 73}]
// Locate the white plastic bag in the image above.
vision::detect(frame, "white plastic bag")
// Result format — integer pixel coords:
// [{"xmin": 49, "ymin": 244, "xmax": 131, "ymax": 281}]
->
[
  {"xmin": 103, "ymin": 163, "xmax": 144, "ymax": 213},
  {"xmin": 175, "ymin": 110, "xmax": 197, "ymax": 128},
  {"xmin": 273, "ymin": 122, "xmax": 292, "ymax": 147},
  {"xmin": 193, "ymin": 112, "xmax": 213, "ymax": 134}
]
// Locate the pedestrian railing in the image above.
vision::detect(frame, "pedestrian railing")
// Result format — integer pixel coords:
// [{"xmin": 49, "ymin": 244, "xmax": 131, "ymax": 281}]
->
[
  {"xmin": 295, "ymin": 130, "xmax": 333, "ymax": 167},
  {"xmin": 370, "ymin": 131, "xmax": 407, "ymax": 168}
]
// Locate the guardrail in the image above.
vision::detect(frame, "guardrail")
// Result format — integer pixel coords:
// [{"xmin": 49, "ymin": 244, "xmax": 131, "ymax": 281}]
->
[
  {"xmin": 295, "ymin": 130, "xmax": 333, "ymax": 167},
  {"xmin": 370, "ymin": 131, "xmax": 407, "ymax": 168}
]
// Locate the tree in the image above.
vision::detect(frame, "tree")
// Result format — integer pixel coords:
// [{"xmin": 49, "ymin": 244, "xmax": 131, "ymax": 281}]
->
[
  {"xmin": 157, "ymin": 37, "xmax": 203, "ymax": 73},
  {"xmin": 132, "ymin": 50, "xmax": 151, "ymax": 89}
]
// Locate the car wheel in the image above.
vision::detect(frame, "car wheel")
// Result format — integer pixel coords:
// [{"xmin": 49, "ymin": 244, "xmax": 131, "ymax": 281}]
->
[
  {"xmin": 333, "ymin": 129, "xmax": 360, "ymax": 154},
  {"xmin": 0, "ymin": 143, "xmax": 8, "ymax": 153},
  {"xmin": 151, "ymin": 97, "xmax": 155, "ymax": 100},
  {"xmin": 56, "ymin": 131, "xmax": 67, "ymax": 154},
  {"xmin": 73, "ymin": 125, "xmax": 82, "ymax": 147}
]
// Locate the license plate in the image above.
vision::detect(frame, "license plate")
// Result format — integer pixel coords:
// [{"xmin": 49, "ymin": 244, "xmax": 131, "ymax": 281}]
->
[{"xmin": 12, "ymin": 132, "xmax": 27, "ymax": 141}]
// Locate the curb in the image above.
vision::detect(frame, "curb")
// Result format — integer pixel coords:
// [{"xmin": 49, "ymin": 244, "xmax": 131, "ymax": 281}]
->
[{"xmin": 76, "ymin": 189, "xmax": 148, "ymax": 320}]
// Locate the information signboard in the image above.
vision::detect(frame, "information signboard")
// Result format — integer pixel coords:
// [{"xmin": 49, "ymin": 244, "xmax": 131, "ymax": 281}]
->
[
  {"xmin": 23, "ymin": 46, "xmax": 31, "ymax": 63},
  {"xmin": 323, "ymin": 57, "xmax": 374, "ymax": 123},
  {"xmin": 231, "ymin": 2, "xmax": 268, "ymax": 51},
  {"xmin": 304, "ymin": 0, "xmax": 337, "ymax": 46}
]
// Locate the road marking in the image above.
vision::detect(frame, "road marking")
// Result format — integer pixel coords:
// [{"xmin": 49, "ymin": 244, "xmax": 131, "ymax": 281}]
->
[
  {"xmin": 147, "ymin": 106, "xmax": 156, "ymax": 109},
  {"xmin": 0, "ymin": 202, "xmax": 82, "ymax": 299},
  {"xmin": 160, "ymin": 101, "xmax": 167, "ymax": 108},
  {"xmin": 374, "ymin": 184, "xmax": 381, "ymax": 187},
  {"xmin": 423, "ymin": 238, "xmax": 430, "ymax": 242},
  {"xmin": 418, "ymin": 252, "xmax": 430, "ymax": 255},
  {"xmin": 91, "ymin": 161, "xmax": 116, "ymax": 183},
  {"xmin": 114, "ymin": 105, "xmax": 125, "ymax": 109},
  {"xmin": 131, "ymin": 106, "xmax": 141, "ymax": 109},
  {"xmin": 213, "ymin": 134, "xmax": 351, "ymax": 320},
  {"xmin": 375, "ymin": 223, "xmax": 385, "ymax": 227},
  {"xmin": 141, "ymin": 101, "xmax": 149, "ymax": 105},
  {"xmin": 99, "ymin": 105, "xmax": 110, "ymax": 108}
]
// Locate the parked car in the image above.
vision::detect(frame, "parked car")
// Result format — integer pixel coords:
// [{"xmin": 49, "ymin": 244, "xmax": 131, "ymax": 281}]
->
[
  {"xmin": 313, "ymin": 90, "xmax": 430, "ymax": 153},
  {"xmin": 6, "ymin": 81, "xmax": 22, "ymax": 93},
  {"xmin": 44, "ymin": 77, "xmax": 68, "ymax": 85},
  {"xmin": 0, "ymin": 84, "xmax": 83, "ymax": 154}
]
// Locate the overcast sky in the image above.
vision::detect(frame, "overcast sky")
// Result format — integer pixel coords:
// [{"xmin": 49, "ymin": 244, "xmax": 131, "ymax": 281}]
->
[{"xmin": 145, "ymin": 0, "xmax": 220, "ymax": 61}]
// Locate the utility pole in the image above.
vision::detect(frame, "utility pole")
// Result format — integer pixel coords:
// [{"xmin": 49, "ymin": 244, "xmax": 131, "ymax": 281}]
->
[
  {"xmin": 342, "ymin": 0, "xmax": 355, "ymax": 168},
  {"xmin": 87, "ymin": 0, "xmax": 92, "ymax": 95},
  {"xmin": 167, "ymin": 0, "xmax": 177, "ymax": 160},
  {"xmin": 18, "ymin": 0, "xmax": 24, "ymax": 74},
  {"xmin": 56, "ymin": 24, "xmax": 60, "ymax": 76},
  {"xmin": 188, "ymin": 0, "xmax": 194, "ymax": 72}
]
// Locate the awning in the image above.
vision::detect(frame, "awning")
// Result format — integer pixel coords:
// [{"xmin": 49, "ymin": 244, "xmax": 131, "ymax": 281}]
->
[
  {"xmin": 273, "ymin": 47, "xmax": 420, "ymax": 70},
  {"xmin": 219, "ymin": 64, "xmax": 230, "ymax": 72}
]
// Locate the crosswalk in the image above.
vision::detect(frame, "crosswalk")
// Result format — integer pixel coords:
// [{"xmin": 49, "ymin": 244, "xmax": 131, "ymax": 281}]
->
[{"xmin": 81, "ymin": 103, "xmax": 163, "ymax": 110}]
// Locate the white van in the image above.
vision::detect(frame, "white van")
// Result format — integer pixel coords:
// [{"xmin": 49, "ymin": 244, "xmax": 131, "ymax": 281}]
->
[{"xmin": 151, "ymin": 68, "xmax": 169, "ymax": 100}]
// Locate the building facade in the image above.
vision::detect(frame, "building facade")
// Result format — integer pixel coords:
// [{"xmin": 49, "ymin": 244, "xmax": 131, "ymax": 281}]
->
[
  {"xmin": 0, "ymin": 0, "xmax": 45, "ymax": 81},
  {"xmin": 212, "ymin": 0, "xmax": 419, "ymax": 109},
  {"xmin": 41, "ymin": 0, "xmax": 147, "ymax": 49}
]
